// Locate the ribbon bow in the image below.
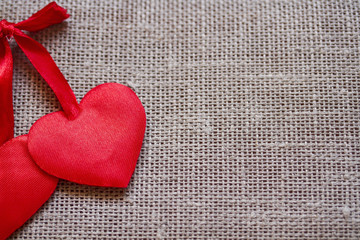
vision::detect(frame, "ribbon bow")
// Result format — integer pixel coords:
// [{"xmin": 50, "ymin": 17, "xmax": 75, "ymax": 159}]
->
[{"xmin": 0, "ymin": 1, "xmax": 79, "ymax": 146}]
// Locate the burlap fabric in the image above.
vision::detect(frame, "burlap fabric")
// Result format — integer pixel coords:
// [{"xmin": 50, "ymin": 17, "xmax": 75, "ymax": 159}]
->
[{"xmin": 2, "ymin": 0, "xmax": 359, "ymax": 239}]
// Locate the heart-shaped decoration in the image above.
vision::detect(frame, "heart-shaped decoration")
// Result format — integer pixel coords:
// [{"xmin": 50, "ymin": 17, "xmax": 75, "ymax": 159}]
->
[
  {"xmin": 0, "ymin": 135, "xmax": 58, "ymax": 239},
  {"xmin": 28, "ymin": 83, "xmax": 146, "ymax": 187}
]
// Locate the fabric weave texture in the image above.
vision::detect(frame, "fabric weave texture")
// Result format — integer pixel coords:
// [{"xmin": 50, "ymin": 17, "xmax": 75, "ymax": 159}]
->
[{"xmin": 2, "ymin": 0, "xmax": 360, "ymax": 239}]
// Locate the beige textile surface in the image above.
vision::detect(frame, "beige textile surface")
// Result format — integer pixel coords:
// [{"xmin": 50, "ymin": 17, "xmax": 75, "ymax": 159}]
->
[{"xmin": 2, "ymin": 0, "xmax": 360, "ymax": 239}]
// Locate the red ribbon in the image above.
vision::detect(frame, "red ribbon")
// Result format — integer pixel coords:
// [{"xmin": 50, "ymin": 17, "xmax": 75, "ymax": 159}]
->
[{"xmin": 0, "ymin": 2, "xmax": 80, "ymax": 146}]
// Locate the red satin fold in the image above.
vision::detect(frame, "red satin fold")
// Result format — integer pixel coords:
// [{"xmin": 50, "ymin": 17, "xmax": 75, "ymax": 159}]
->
[
  {"xmin": 0, "ymin": 2, "xmax": 79, "ymax": 144},
  {"xmin": 0, "ymin": 38, "xmax": 13, "ymax": 145}
]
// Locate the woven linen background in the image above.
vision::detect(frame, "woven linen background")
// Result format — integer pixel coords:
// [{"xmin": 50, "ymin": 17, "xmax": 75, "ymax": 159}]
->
[{"xmin": 2, "ymin": 0, "xmax": 360, "ymax": 239}]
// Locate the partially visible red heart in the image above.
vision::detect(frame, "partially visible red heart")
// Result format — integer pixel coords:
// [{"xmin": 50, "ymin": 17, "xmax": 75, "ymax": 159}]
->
[
  {"xmin": 0, "ymin": 135, "xmax": 58, "ymax": 240},
  {"xmin": 28, "ymin": 83, "xmax": 146, "ymax": 188}
]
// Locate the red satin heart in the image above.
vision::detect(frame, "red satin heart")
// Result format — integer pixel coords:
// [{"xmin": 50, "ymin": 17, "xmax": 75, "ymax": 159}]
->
[
  {"xmin": 28, "ymin": 83, "xmax": 146, "ymax": 188},
  {"xmin": 0, "ymin": 135, "xmax": 58, "ymax": 240}
]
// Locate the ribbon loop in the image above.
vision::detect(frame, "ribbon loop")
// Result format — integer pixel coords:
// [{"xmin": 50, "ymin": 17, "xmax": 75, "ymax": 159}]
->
[{"xmin": 15, "ymin": 2, "xmax": 70, "ymax": 32}]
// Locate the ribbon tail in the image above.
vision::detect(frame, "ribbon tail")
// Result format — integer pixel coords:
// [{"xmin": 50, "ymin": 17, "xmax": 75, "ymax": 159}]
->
[
  {"xmin": 14, "ymin": 32, "xmax": 80, "ymax": 119},
  {"xmin": 0, "ymin": 38, "xmax": 14, "ymax": 145}
]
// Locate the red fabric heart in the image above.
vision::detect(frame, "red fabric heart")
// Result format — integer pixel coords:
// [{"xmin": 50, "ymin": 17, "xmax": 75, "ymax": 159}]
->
[
  {"xmin": 0, "ymin": 136, "xmax": 58, "ymax": 240},
  {"xmin": 28, "ymin": 83, "xmax": 146, "ymax": 187}
]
